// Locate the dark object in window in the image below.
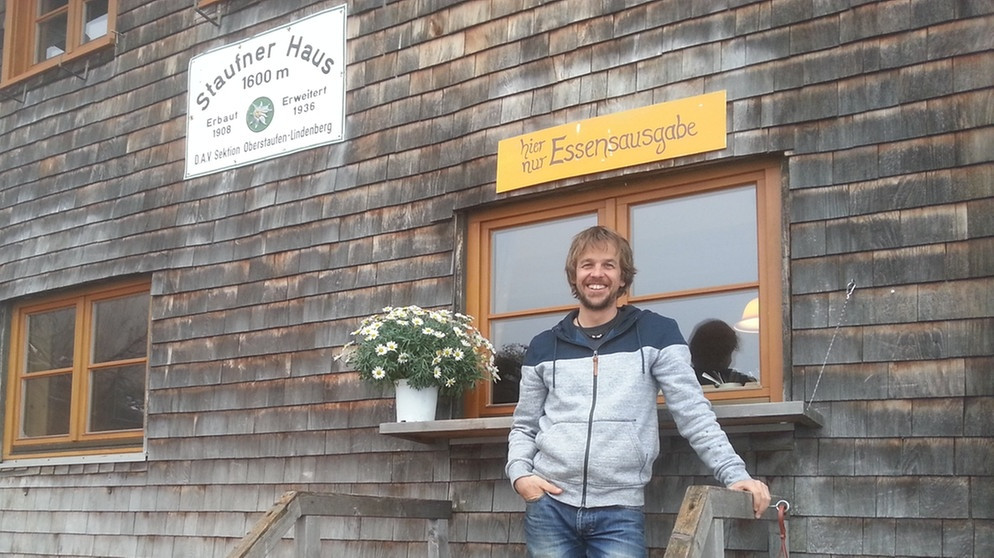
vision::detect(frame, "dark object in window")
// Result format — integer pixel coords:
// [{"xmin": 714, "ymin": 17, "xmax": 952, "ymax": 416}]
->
[
  {"xmin": 689, "ymin": 319, "xmax": 756, "ymax": 387},
  {"xmin": 491, "ymin": 343, "xmax": 527, "ymax": 404}
]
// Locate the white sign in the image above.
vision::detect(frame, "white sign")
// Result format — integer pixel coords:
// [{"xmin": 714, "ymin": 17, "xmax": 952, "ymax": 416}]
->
[{"xmin": 185, "ymin": 5, "xmax": 346, "ymax": 178}]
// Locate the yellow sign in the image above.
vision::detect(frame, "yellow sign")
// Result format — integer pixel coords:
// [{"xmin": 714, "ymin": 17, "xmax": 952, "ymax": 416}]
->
[{"xmin": 496, "ymin": 91, "xmax": 727, "ymax": 192}]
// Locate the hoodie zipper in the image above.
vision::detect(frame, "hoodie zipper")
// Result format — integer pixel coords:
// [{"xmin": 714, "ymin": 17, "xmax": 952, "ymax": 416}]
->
[{"xmin": 580, "ymin": 351, "xmax": 598, "ymax": 507}]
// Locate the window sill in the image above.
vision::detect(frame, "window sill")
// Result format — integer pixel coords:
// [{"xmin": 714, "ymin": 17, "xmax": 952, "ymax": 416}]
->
[
  {"xmin": 379, "ymin": 401, "xmax": 823, "ymax": 445},
  {"xmin": 0, "ymin": 451, "xmax": 147, "ymax": 470}
]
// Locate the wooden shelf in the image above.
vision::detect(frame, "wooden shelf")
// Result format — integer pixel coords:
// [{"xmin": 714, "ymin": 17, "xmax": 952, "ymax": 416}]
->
[{"xmin": 379, "ymin": 401, "xmax": 823, "ymax": 444}]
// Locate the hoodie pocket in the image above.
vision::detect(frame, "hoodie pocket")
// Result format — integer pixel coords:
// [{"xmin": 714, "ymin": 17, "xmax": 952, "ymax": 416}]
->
[
  {"xmin": 534, "ymin": 421, "xmax": 589, "ymax": 484},
  {"xmin": 534, "ymin": 419, "xmax": 648, "ymax": 488},
  {"xmin": 586, "ymin": 420, "xmax": 649, "ymax": 488}
]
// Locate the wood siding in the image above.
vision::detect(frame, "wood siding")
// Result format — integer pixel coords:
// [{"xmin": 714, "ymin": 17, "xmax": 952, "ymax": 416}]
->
[{"xmin": 0, "ymin": 0, "xmax": 991, "ymax": 556}]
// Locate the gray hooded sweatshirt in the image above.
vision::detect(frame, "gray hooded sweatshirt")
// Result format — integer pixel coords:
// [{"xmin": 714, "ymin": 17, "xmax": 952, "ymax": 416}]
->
[{"xmin": 506, "ymin": 306, "xmax": 751, "ymax": 508}]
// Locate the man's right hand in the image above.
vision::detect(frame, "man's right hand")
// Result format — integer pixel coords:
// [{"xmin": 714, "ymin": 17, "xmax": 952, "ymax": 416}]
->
[{"xmin": 513, "ymin": 474, "xmax": 563, "ymax": 502}]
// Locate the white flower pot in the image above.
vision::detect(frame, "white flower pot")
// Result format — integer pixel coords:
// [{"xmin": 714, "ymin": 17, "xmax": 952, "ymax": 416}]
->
[{"xmin": 394, "ymin": 379, "xmax": 438, "ymax": 422}]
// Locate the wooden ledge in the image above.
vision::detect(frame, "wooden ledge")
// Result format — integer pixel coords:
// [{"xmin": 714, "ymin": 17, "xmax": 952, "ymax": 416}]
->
[{"xmin": 379, "ymin": 401, "xmax": 823, "ymax": 444}]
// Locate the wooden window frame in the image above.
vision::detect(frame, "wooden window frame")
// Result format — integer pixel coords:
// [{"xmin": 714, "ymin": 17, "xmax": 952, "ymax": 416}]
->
[
  {"xmin": 3, "ymin": 279, "xmax": 149, "ymax": 461},
  {"xmin": 464, "ymin": 161, "xmax": 784, "ymax": 418},
  {"xmin": 1, "ymin": 0, "xmax": 117, "ymax": 87}
]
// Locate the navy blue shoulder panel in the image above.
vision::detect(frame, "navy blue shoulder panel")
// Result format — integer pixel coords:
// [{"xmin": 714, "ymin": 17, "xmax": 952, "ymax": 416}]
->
[
  {"xmin": 521, "ymin": 308, "xmax": 687, "ymax": 366},
  {"xmin": 592, "ymin": 310, "xmax": 686, "ymax": 355},
  {"xmin": 523, "ymin": 327, "xmax": 591, "ymax": 366}
]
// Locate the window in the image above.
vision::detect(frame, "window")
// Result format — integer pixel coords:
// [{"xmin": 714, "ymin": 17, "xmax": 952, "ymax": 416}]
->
[
  {"xmin": 0, "ymin": 2, "xmax": 7, "ymax": 80},
  {"xmin": 3, "ymin": 279, "xmax": 149, "ymax": 460},
  {"xmin": 464, "ymin": 162, "xmax": 783, "ymax": 417},
  {"xmin": 1, "ymin": 0, "xmax": 116, "ymax": 86}
]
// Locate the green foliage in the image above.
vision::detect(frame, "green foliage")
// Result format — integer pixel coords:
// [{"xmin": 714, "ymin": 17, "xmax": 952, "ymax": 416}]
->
[{"xmin": 338, "ymin": 306, "xmax": 500, "ymax": 397}]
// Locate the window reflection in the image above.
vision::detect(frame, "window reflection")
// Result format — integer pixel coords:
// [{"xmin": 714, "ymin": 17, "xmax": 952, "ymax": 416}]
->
[
  {"xmin": 37, "ymin": 12, "xmax": 68, "ymax": 61},
  {"xmin": 23, "ymin": 374, "xmax": 72, "ymax": 436},
  {"xmin": 82, "ymin": 0, "xmax": 108, "ymax": 43},
  {"xmin": 491, "ymin": 214, "xmax": 595, "ymax": 314},
  {"xmin": 642, "ymin": 290, "xmax": 760, "ymax": 384},
  {"xmin": 0, "ymin": 5, "xmax": 6, "ymax": 78},
  {"xmin": 39, "ymin": 0, "xmax": 69, "ymax": 12},
  {"xmin": 89, "ymin": 363, "xmax": 145, "ymax": 432},
  {"xmin": 26, "ymin": 307, "xmax": 76, "ymax": 373},
  {"xmin": 688, "ymin": 319, "xmax": 757, "ymax": 387},
  {"xmin": 630, "ymin": 185, "xmax": 757, "ymax": 296},
  {"xmin": 92, "ymin": 292, "xmax": 150, "ymax": 363}
]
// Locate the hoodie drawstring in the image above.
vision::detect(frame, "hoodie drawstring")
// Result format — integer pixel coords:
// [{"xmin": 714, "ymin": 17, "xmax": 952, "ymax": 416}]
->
[
  {"xmin": 552, "ymin": 337, "xmax": 558, "ymax": 389},
  {"xmin": 636, "ymin": 324, "xmax": 646, "ymax": 375}
]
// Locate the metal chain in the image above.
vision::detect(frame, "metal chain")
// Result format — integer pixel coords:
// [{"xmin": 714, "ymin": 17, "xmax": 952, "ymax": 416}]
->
[{"xmin": 805, "ymin": 280, "xmax": 856, "ymax": 412}]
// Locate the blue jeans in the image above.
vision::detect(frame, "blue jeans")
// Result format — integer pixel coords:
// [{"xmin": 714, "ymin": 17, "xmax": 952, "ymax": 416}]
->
[{"xmin": 524, "ymin": 495, "xmax": 647, "ymax": 558}]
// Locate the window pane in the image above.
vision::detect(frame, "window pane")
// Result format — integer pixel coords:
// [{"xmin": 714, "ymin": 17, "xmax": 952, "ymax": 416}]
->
[
  {"xmin": 38, "ymin": 0, "xmax": 69, "ymax": 14},
  {"xmin": 92, "ymin": 292, "xmax": 149, "ymax": 363},
  {"xmin": 641, "ymin": 289, "xmax": 760, "ymax": 383},
  {"xmin": 489, "ymin": 312, "xmax": 563, "ymax": 404},
  {"xmin": 0, "ymin": 1, "xmax": 6, "ymax": 79},
  {"xmin": 89, "ymin": 364, "xmax": 145, "ymax": 432},
  {"xmin": 22, "ymin": 374, "xmax": 72, "ymax": 436},
  {"xmin": 630, "ymin": 185, "xmax": 757, "ymax": 296},
  {"xmin": 36, "ymin": 12, "xmax": 67, "ymax": 61},
  {"xmin": 491, "ymin": 213, "xmax": 596, "ymax": 314},
  {"xmin": 26, "ymin": 307, "xmax": 75, "ymax": 373},
  {"xmin": 82, "ymin": 0, "xmax": 108, "ymax": 43}
]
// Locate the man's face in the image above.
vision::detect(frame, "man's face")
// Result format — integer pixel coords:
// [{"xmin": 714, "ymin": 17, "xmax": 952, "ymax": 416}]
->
[{"xmin": 573, "ymin": 243, "xmax": 626, "ymax": 311}]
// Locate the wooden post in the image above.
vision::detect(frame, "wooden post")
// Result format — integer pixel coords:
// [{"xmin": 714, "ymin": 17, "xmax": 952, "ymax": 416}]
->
[
  {"xmin": 295, "ymin": 514, "xmax": 319, "ymax": 558},
  {"xmin": 428, "ymin": 518, "xmax": 450, "ymax": 558},
  {"xmin": 701, "ymin": 518, "xmax": 723, "ymax": 558}
]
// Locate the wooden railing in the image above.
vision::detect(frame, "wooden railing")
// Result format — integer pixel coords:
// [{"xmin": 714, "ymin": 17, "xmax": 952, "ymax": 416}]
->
[
  {"xmin": 665, "ymin": 485, "xmax": 788, "ymax": 558},
  {"xmin": 229, "ymin": 486, "xmax": 780, "ymax": 557},
  {"xmin": 226, "ymin": 491, "xmax": 453, "ymax": 558}
]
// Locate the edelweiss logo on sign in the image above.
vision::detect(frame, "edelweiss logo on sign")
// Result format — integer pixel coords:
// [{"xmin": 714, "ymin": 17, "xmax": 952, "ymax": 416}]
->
[
  {"xmin": 185, "ymin": 5, "xmax": 346, "ymax": 178},
  {"xmin": 246, "ymin": 97, "xmax": 274, "ymax": 132}
]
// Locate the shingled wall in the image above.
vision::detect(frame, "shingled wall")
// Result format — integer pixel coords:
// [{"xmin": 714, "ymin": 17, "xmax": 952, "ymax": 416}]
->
[{"xmin": 0, "ymin": 0, "xmax": 991, "ymax": 556}]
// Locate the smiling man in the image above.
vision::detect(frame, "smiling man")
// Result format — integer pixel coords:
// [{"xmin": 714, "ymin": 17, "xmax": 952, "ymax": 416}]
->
[{"xmin": 506, "ymin": 225, "xmax": 770, "ymax": 558}]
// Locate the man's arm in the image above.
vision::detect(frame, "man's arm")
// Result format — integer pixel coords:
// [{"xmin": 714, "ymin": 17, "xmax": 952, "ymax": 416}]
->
[
  {"xmin": 655, "ymin": 344, "xmax": 752, "ymax": 484},
  {"xmin": 505, "ymin": 361, "xmax": 548, "ymax": 488}
]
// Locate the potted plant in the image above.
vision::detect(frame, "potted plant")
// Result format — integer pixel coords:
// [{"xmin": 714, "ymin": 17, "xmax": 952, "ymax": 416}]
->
[{"xmin": 337, "ymin": 305, "xmax": 500, "ymax": 421}]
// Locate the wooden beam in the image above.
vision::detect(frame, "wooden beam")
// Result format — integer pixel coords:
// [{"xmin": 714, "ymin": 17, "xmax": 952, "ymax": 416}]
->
[
  {"xmin": 295, "ymin": 491, "xmax": 452, "ymax": 520},
  {"xmin": 666, "ymin": 485, "xmax": 716, "ymax": 558},
  {"xmin": 664, "ymin": 485, "xmax": 786, "ymax": 558},
  {"xmin": 228, "ymin": 491, "xmax": 302, "ymax": 558},
  {"xmin": 227, "ymin": 491, "xmax": 453, "ymax": 558}
]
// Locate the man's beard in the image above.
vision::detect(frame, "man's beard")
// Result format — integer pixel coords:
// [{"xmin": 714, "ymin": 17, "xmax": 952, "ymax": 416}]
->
[{"xmin": 577, "ymin": 288, "xmax": 620, "ymax": 312}]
